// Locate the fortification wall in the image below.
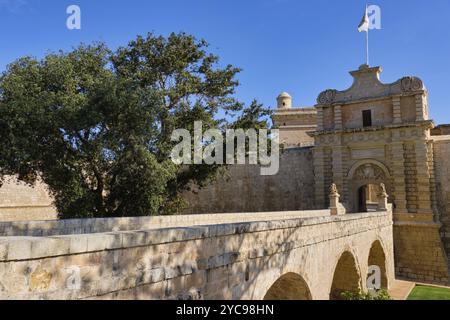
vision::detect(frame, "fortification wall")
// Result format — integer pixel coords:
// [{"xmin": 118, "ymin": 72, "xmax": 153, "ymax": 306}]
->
[
  {"xmin": 182, "ymin": 147, "xmax": 315, "ymax": 214},
  {"xmin": 0, "ymin": 148, "xmax": 316, "ymax": 221},
  {"xmin": 0, "ymin": 177, "xmax": 57, "ymax": 222},
  {"xmin": 432, "ymin": 136, "xmax": 450, "ymax": 266}
]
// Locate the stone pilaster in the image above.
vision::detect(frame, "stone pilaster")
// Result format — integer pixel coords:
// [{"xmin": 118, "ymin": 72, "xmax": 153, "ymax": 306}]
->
[
  {"xmin": 415, "ymin": 94, "xmax": 425, "ymax": 122},
  {"xmin": 390, "ymin": 141, "xmax": 407, "ymax": 212},
  {"xmin": 415, "ymin": 140, "xmax": 433, "ymax": 214},
  {"xmin": 317, "ymin": 107, "xmax": 324, "ymax": 131},
  {"xmin": 392, "ymin": 96, "xmax": 402, "ymax": 124},
  {"xmin": 332, "ymin": 144, "xmax": 345, "ymax": 200},
  {"xmin": 341, "ymin": 147, "xmax": 350, "ymax": 204},
  {"xmin": 313, "ymin": 146, "xmax": 326, "ymax": 209},
  {"xmin": 334, "ymin": 105, "xmax": 343, "ymax": 130},
  {"xmin": 427, "ymin": 141, "xmax": 438, "ymax": 215}
]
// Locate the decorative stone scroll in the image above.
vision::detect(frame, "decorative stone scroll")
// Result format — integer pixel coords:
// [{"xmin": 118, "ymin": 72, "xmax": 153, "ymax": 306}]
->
[
  {"xmin": 317, "ymin": 89, "xmax": 337, "ymax": 105},
  {"xmin": 400, "ymin": 76, "xmax": 424, "ymax": 93}
]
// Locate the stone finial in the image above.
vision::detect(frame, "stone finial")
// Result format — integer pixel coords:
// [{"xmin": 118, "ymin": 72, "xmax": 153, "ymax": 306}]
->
[
  {"xmin": 377, "ymin": 183, "xmax": 389, "ymax": 211},
  {"xmin": 329, "ymin": 183, "xmax": 345, "ymax": 215}
]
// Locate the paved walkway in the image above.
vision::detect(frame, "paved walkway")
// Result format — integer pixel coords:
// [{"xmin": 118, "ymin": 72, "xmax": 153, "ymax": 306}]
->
[{"xmin": 389, "ymin": 279, "xmax": 416, "ymax": 300}]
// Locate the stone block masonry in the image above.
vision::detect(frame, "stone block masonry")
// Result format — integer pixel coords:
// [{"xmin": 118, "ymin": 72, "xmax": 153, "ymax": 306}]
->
[
  {"xmin": 182, "ymin": 147, "xmax": 315, "ymax": 214},
  {"xmin": 0, "ymin": 209, "xmax": 394, "ymax": 300},
  {"xmin": 0, "ymin": 177, "xmax": 57, "ymax": 221}
]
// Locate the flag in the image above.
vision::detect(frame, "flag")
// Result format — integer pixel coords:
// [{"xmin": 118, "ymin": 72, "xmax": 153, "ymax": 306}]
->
[{"xmin": 358, "ymin": 6, "xmax": 370, "ymax": 32}]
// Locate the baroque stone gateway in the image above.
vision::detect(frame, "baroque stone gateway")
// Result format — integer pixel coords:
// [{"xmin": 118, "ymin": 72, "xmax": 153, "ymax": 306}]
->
[{"xmin": 0, "ymin": 64, "xmax": 450, "ymax": 299}]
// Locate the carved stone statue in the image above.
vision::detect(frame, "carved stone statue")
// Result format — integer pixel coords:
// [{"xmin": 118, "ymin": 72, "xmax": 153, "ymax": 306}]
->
[
  {"xmin": 379, "ymin": 183, "xmax": 387, "ymax": 196},
  {"xmin": 329, "ymin": 183, "xmax": 339, "ymax": 196},
  {"xmin": 329, "ymin": 183, "xmax": 345, "ymax": 216},
  {"xmin": 377, "ymin": 183, "xmax": 389, "ymax": 211}
]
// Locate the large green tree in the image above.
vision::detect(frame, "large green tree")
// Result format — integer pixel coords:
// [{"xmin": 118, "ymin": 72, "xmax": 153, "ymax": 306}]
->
[{"xmin": 0, "ymin": 33, "xmax": 271, "ymax": 219}]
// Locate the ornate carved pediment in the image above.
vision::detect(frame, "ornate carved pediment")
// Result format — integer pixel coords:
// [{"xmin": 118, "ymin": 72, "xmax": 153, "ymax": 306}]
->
[
  {"xmin": 315, "ymin": 65, "xmax": 426, "ymax": 106},
  {"xmin": 353, "ymin": 164, "xmax": 385, "ymax": 181}
]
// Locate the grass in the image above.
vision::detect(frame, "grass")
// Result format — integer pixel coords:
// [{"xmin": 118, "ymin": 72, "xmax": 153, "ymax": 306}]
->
[{"xmin": 407, "ymin": 285, "xmax": 450, "ymax": 300}]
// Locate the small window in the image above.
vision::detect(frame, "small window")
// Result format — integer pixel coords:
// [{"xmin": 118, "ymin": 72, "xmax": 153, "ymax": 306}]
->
[{"xmin": 362, "ymin": 110, "xmax": 372, "ymax": 127}]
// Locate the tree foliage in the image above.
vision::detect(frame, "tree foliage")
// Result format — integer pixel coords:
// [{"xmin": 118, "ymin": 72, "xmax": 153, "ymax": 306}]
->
[{"xmin": 0, "ymin": 33, "xmax": 271, "ymax": 218}]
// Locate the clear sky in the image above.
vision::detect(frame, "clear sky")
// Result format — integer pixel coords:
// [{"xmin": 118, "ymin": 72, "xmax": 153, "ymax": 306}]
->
[{"xmin": 1, "ymin": 0, "xmax": 450, "ymax": 123}]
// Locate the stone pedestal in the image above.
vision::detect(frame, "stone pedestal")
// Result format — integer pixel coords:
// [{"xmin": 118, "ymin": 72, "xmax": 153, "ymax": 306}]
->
[{"xmin": 329, "ymin": 184, "xmax": 346, "ymax": 216}]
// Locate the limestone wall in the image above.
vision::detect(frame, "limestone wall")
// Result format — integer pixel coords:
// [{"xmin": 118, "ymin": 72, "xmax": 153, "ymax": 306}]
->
[
  {"xmin": 389, "ymin": 136, "xmax": 450, "ymax": 284},
  {"xmin": 182, "ymin": 147, "xmax": 315, "ymax": 214},
  {"xmin": 0, "ymin": 210, "xmax": 394, "ymax": 300},
  {"xmin": 0, "ymin": 210, "xmax": 330, "ymax": 237},
  {"xmin": 432, "ymin": 136, "xmax": 450, "ymax": 265},
  {"xmin": 341, "ymin": 99, "xmax": 393, "ymax": 130},
  {"xmin": 0, "ymin": 177, "xmax": 57, "ymax": 222},
  {"xmin": 0, "ymin": 148, "xmax": 316, "ymax": 221}
]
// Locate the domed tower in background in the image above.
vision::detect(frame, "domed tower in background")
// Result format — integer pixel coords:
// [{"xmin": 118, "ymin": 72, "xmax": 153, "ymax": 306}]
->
[
  {"xmin": 272, "ymin": 92, "xmax": 317, "ymax": 148},
  {"xmin": 277, "ymin": 92, "xmax": 292, "ymax": 109}
]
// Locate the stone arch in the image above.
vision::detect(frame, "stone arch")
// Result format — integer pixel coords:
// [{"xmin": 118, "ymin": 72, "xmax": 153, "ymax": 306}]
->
[
  {"xmin": 330, "ymin": 251, "xmax": 362, "ymax": 300},
  {"xmin": 347, "ymin": 159, "xmax": 391, "ymax": 179},
  {"xmin": 347, "ymin": 160, "xmax": 392, "ymax": 213},
  {"xmin": 263, "ymin": 272, "xmax": 312, "ymax": 300},
  {"xmin": 367, "ymin": 240, "xmax": 388, "ymax": 289}
]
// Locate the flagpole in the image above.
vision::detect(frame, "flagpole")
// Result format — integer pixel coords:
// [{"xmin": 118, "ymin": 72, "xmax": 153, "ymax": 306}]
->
[
  {"xmin": 365, "ymin": 3, "xmax": 369, "ymax": 66},
  {"xmin": 366, "ymin": 28, "xmax": 369, "ymax": 66}
]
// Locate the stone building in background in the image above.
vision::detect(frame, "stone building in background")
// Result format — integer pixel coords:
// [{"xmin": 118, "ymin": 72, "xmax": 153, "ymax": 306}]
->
[{"xmin": 272, "ymin": 92, "xmax": 317, "ymax": 148}]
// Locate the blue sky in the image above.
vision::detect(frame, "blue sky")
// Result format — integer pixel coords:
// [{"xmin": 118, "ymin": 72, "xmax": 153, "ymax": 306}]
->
[{"xmin": 1, "ymin": 0, "xmax": 450, "ymax": 123}]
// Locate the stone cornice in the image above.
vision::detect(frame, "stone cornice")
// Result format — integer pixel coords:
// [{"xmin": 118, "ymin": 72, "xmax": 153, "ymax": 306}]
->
[
  {"xmin": 273, "ymin": 108, "xmax": 317, "ymax": 116},
  {"xmin": 308, "ymin": 120, "xmax": 434, "ymax": 137},
  {"xmin": 272, "ymin": 109, "xmax": 317, "ymax": 123},
  {"xmin": 278, "ymin": 125, "xmax": 317, "ymax": 130},
  {"xmin": 315, "ymin": 91, "xmax": 426, "ymax": 109}
]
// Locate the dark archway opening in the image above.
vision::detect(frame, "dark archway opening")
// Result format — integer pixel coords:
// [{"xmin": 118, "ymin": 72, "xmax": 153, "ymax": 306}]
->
[
  {"xmin": 357, "ymin": 184, "xmax": 380, "ymax": 212},
  {"xmin": 264, "ymin": 273, "xmax": 312, "ymax": 300},
  {"xmin": 367, "ymin": 240, "xmax": 388, "ymax": 289},
  {"xmin": 330, "ymin": 251, "xmax": 361, "ymax": 300}
]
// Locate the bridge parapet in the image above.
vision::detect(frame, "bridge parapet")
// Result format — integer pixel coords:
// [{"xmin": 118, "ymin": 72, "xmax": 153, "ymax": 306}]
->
[
  {"xmin": 0, "ymin": 210, "xmax": 330, "ymax": 237},
  {"xmin": 0, "ymin": 208, "xmax": 394, "ymax": 300}
]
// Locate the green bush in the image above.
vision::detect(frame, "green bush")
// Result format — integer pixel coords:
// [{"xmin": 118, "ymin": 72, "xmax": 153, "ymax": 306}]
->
[{"xmin": 341, "ymin": 289, "xmax": 392, "ymax": 300}]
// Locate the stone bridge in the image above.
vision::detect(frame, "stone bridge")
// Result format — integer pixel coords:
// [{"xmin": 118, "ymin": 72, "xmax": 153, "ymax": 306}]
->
[{"xmin": 0, "ymin": 207, "xmax": 394, "ymax": 300}]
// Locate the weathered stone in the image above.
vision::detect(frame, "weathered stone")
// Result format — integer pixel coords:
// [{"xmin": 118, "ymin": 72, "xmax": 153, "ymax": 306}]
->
[
  {"xmin": 150, "ymin": 268, "xmax": 165, "ymax": 283},
  {"xmin": 0, "ymin": 209, "xmax": 395, "ymax": 300}
]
